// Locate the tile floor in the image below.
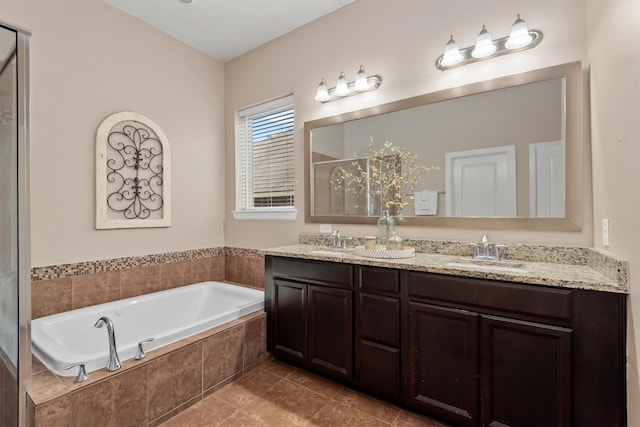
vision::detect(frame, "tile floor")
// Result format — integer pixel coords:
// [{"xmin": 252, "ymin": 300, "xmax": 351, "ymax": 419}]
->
[{"xmin": 159, "ymin": 359, "xmax": 448, "ymax": 427}]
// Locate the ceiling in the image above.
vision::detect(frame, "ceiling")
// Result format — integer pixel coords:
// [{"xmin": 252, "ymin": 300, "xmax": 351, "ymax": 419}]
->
[{"xmin": 104, "ymin": 0, "xmax": 354, "ymax": 62}]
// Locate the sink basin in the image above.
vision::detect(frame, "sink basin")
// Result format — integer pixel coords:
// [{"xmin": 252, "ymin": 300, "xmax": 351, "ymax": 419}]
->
[
  {"xmin": 309, "ymin": 250, "xmax": 349, "ymax": 257},
  {"xmin": 445, "ymin": 261, "xmax": 529, "ymax": 275}
]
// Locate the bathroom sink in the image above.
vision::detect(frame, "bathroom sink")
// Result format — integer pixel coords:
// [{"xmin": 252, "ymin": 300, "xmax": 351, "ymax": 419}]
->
[
  {"xmin": 309, "ymin": 250, "xmax": 350, "ymax": 257},
  {"xmin": 445, "ymin": 260, "xmax": 529, "ymax": 275}
]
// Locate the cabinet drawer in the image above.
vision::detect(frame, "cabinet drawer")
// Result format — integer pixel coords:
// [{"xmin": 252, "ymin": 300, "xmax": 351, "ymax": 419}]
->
[
  {"xmin": 408, "ymin": 272, "xmax": 573, "ymax": 321},
  {"xmin": 359, "ymin": 267, "xmax": 400, "ymax": 294},
  {"xmin": 360, "ymin": 293, "xmax": 400, "ymax": 347},
  {"xmin": 272, "ymin": 257, "xmax": 353, "ymax": 288}
]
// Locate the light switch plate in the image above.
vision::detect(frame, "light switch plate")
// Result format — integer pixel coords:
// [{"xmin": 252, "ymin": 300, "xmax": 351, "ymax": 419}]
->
[
  {"xmin": 319, "ymin": 224, "xmax": 332, "ymax": 233},
  {"xmin": 602, "ymin": 219, "xmax": 610, "ymax": 247}
]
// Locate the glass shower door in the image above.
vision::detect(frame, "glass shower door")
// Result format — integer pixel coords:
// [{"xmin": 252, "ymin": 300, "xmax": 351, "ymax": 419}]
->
[{"xmin": 0, "ymin": 23, "xmax": 19, "ymax": 426}]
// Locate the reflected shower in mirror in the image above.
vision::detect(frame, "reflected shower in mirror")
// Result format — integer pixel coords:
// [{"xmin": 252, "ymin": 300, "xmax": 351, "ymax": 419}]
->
[{"xmin": 304, "ymin": 62, "xmax": 583, "ymax": 230}]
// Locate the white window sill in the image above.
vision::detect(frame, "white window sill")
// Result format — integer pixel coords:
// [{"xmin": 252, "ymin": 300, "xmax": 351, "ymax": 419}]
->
[{"xmin": 232, "ymin": 208, "xmax": 298, "ymax": 221}]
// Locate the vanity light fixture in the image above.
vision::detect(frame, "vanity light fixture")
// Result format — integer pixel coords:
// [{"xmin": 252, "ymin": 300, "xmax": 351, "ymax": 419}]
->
[
  {"xmin": 436, "ymin": 14, "xmax": 542, "ymax": 70},
  {"xmin": 471, "ymin": 25, "xmax": 497, "ymax": 59},
  {"xmin": 314, "ymin": 65, "xmax": 382, "ymax": 103}
]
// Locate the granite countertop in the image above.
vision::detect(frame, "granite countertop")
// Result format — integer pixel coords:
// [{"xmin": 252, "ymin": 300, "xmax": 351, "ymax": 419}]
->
[{"xmin": 264, "ymin": 243, "xmax": 628, "ymax": 294}]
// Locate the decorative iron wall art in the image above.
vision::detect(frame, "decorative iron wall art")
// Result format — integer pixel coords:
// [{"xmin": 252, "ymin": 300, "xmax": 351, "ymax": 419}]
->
[{"xmin": 96, "ymin": 112, "xmax": 171, "ymax": 229}]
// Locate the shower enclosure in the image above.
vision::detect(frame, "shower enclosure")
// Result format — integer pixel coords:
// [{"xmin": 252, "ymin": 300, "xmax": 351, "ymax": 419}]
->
[{"xmin": 0, "ymin": 21, "xmax": 30, "ymax": 427}]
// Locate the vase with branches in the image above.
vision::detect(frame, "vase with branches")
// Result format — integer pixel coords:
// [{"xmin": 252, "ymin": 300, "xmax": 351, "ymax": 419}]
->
[{"xmin": 331, "ymin": 137, "xmax": 438, "ymax": 216}]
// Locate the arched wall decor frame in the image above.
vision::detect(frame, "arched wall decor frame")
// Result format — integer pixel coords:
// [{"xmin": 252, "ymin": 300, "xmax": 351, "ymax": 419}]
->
[{"xmin": 96, "ymin": 111, "xmax": 172, "ymax": 229}]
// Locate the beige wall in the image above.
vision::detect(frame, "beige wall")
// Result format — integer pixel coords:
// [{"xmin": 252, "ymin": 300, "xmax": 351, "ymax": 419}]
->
[
  {"xmin": 2, "ymin": 0, "xmax": 226, "ymax": 267},
  {"xmin": 224, "ymin": 0, "xmax": 591, "ymax": 249},
  {"xmin": 587, "ymin": 0, "xmax": 640, "ymax": 423}
]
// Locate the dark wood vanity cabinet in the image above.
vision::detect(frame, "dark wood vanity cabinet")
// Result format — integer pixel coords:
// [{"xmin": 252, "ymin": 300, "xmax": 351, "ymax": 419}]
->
[
  {"xmin": 406, "ymin": 271, "xmax": 625, "ymax": 427},
  {"xmin": 265, "ymin": 256, "xmax": 626, "ymax": 426},
  {"xmin": 266, "ymin": 257, "xmax": 354, "ymax": 381}
]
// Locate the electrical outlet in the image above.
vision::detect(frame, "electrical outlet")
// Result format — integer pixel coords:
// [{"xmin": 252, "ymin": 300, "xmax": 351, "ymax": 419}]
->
[
  {"xmin": 602, "ymin": 219, "xmax": 610, "ymax": 247},
  {"xmin": 319, "ymin": 224, "xmax": 332, "ymax": 234}
]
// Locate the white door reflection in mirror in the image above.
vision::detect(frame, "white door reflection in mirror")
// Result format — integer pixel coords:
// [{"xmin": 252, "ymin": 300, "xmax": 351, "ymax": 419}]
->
[
  {"xmin": 529, "ymin": 140, "xmax": 565, "ymax": 218},
  {"xmin": 446, "ymin": 146, "xmax": 516, "ymax": 217}
]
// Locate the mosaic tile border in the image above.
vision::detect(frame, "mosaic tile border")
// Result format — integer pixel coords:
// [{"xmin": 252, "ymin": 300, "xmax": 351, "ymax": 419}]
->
[
  {"xmin": 225, "ymin": 247, "xmax": 264, "ymax": 258},
  {"xmin": 298, "ymin": 233, "xmax": 628, "ymax": 289},
  {"xmin": 31, "ymin": 247, "xmax": 225, "ymax": 281}
]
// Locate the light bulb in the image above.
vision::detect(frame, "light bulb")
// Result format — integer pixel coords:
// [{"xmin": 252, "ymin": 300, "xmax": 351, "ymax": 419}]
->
[
  {"xmin": 314, "ymin": 78, "xmax": 330, "ymax": 102},
  {"xmin": 471, "ymin": 25, "xmax": 496, "ymax": 59},
  {"xmin": 440, "ymin": 35, "xmax": 464, "ymax": 67},
  {"xmin": 354, "ymin": 65, "xmax": 369, "ymax": 91},
  {"xmin": 334, "ymin": 72, "xmax": 350, "ymax": 97},
  {"xmin": 506, "ymin": 14, "xmax": 533, "ymax": 49}
]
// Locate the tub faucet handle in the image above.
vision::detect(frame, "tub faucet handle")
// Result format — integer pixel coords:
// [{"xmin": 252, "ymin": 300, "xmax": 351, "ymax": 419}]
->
[
  {"xmin": 63, "ymin": 362, "xmax": 89, "ymax": 383},
  {"xmin": 135, "ymin": 337, "xmax": 155, "ymax": 360}
]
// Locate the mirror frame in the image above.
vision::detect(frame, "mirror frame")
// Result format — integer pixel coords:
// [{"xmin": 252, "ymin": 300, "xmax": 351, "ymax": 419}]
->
[{"xmin": 304, "ymin": 61, "xmax": 583, "ymax": 231}]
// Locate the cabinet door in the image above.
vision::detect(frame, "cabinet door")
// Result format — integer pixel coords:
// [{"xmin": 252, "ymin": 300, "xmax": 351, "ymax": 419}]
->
[
  {"xmin": 358, "ymin": 292, "xmax": 401, "ymax": 400},
  {"xmin": 308, "ymin": 285, "xmax": 353, "ymax": 379},
  {"xmin": 408, "ymin": 302, "xmax": 479, "ymax": 426},
  {"xmin": 360, "ymin": 293, "xmax": 400, "ymax": 347},
  {"xmin": 481, "ymin": 315, "xmax": 572, "ymax": 427},
  {"xmin": 272, "ymin": 280, "xmax": 307, "ymax": 362},
  {"xmin": 359, "ymin": 340, "xmax": 400, "ymax": 400}
]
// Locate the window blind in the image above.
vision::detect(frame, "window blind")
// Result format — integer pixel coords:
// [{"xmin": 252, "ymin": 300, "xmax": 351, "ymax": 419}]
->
[{"xmin": 238, "ymin": 95, "xmax": 294, "ymax": 210}]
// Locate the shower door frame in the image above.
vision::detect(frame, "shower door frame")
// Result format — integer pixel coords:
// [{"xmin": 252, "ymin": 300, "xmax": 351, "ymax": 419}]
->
[{"xmin": 1, "ymin": 19, "xmax": 31, "ymax": 427}]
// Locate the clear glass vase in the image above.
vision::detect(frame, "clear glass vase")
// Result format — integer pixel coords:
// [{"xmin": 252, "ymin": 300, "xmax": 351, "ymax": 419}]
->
[{"xmin": 376, "ymin": 209, "xmax": 396, "ymax": 245}]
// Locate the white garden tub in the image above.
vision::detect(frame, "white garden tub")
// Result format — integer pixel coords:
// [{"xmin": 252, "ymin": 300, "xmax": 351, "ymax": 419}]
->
[{"xmin": 31, "ymin": 281, "xmax": 264, "ymax": 376}]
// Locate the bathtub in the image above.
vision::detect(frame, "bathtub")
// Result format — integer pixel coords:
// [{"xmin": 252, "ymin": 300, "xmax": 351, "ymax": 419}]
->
[{"xmin": 31, "ymin": 281, "xmax": 264, "ymax": 376}]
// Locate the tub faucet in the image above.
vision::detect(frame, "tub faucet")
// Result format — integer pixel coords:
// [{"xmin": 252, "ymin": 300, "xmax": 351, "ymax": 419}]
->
[{"xmin": 94, "ymin": 316, "xmax": 122, "ymax": 371}]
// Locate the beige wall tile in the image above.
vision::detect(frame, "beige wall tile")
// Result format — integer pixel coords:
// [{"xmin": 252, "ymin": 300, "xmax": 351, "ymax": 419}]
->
[
  {"xmin": 121, "ymin": 265, "xmax": 160, "ymax": 299},
  {"xmin": 147, "ymin": 342, "xmax": 203, "ymax": 421},
  {"xmin": 225, "ymin": 255, "xmax": 237, "ymax": 283},
  {"xmin": 72, "ymin": 271, "xmax": 120, "ymax": 309},
  {"xmin": 69, "ymin": 365, "xmax": 148, "ymax": 427},
  {"xmin": 253, "ymin": 256, "xmax": 265, "ymax": 289},
  {"xmin": 160, "ymin": 260, "xmax": 193, "ymax": 290},
  {"xmin": 192, "ymin": 256, "xmax": 224, "ymax": 283},
  {"xmin": 31, "ymin": 278, "xmax": 72, "ymax": 319},
  {"xmin": 28, "ymin": 370, "xmax": 69, "ymax": 406},
  {"xmin": 243, "ymin": 315, "xmax": 266, "ymax": 370},
  {"xmin": 203, "ymin": 326, "xmax": 243, "ymax": 390},
  {"xmin": 237, "ymin": 256, "xmax": 250, "ymax": 286},
  {"xmin": 34, "ymin": 396, "xmax": 70, "ymax": 427}
]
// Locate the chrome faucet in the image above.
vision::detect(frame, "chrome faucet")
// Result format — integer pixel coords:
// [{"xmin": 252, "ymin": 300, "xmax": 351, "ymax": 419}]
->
[
  {"xmin": 331, "ymin": 230, "xmax": 350, "ymax": 249},
  {"xmin": 469, "ymin": 234, "xmax": 507, "ymax": 261},
  {"xmin": 94, "ymin": 316, "xmax": 122, "ymax": 371}
]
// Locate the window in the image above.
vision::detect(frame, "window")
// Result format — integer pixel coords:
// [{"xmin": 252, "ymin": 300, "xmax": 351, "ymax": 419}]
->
[{"xmin": 234, "ymin": 95, "xmax": 297, "ymax": 220}]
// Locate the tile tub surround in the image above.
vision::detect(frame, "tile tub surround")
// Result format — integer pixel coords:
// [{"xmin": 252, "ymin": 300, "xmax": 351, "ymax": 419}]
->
[
  {"xmin": 27, "ymin": 311, "xmax": 267, "ymax": 427},
  {"xmin": 30, "ymin": 247, "xmax": 265, "ymax": 319},
  {"xmin": 270, "ymin": 238, "xmax": 629, "ymax": 293}
]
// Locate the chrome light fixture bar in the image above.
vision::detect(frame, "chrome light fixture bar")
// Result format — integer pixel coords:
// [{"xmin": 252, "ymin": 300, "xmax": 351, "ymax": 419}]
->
[
  {"xmin": 436, "ymin": 15, "xmax": 543, "ymax": 71},
  {"xmin": 315, "ymin": 65, "xmax": 382, "ymax": 103}
]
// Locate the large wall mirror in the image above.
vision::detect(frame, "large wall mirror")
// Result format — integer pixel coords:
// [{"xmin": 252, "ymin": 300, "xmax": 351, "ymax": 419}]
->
[{"xmin": 304, "ymin": 61, "xmax": 584, "ymax": 230}]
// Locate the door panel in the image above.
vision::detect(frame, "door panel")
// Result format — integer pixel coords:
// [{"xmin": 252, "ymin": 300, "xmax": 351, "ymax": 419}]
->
[
  {"xmin": 408, "ymin": 302, "xmax": 479, "ymax": 426},
  {"xmin": 446, "ymin": 145, "xmax": 516, "ymax": 217},
  {"xmin": 308, "ymin": 285, "xmax": 353, "ymax": 378},
  {"xmin": 481, "ymin": 315, "xmax": 572, "ymax": 427},
  {"xmin": 272, "ymin": 280, "xmax": 307, "ymax": 360}
]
